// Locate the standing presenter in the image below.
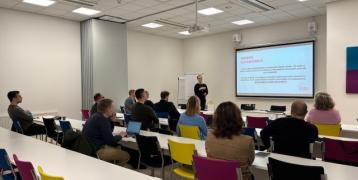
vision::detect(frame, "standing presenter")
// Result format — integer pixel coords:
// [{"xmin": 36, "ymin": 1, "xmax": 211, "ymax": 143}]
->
[{"xmin": 194, "ymin": 74, "xmax": 208, "ymax": 110}]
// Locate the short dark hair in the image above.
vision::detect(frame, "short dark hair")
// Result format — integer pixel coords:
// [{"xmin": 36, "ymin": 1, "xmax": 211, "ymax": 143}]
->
[
  {"xmin": 97, "ymin": 99, "xmax": 113, "ymax": 113},
  {"xmin": 160, "ymin": 91, "xmax": 170, "ymax": 99},
  {"xmin": 213, "ymin": 101, "xmax": 243, "ymax": 139},
  {"xmin": 135, "ymin": 88, "xmax": 145, "ymax": 100},
  {"xmin": 7, "ymin": 91, "xmax": 20, "ymax": 102},
  {"xmin": 93, "ymin": 93, "xmax": 103, "ymax": 101}
]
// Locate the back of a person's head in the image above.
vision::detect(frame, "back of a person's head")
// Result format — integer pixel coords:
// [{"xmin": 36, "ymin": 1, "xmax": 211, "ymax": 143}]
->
[
  {"xmin": 314, "ymin": 92, "xmax": 335, "ymax": 110},
  {"xmin": 7, "ymin": 91, "xmax": 19, "ymax": 102},
  {"xmin": 93, "ymin": 93, "xmax": 103, "ymax": 101},
  {"xmin": 97, "ymin": 99, "xmax": 113, "ymax": 113},
  {"xmin": 213, "ymin": 101, "xmax": 243, "ymax": 139},
  {"xmin": 135, "ymin": 88, "xmax": 145, "ymax": 100},
  {"xmin": 128, "ymin": 89, "xmax": 135, "ymax": 96},
  {"xmin": 160, "ymin": 91, "xmax": 170, "ymax": 100},
  {"xmin": 185, "ymin": 96, "xmax": 200, "ymax": 116},
  {"xmin": 291, "ymin": 100, "xmax": 308, "ymax": 118}
]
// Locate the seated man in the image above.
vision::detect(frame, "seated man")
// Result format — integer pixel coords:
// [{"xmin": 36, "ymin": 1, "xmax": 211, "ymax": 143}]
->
[
  {"xmin": 154, "ymin": 91, "xmax": 180, "ymax": 120},
  {"xmin": 131, "ymin": 89, "xmax": 159, "ymax": 130},
  {"xmin": 260, "ymin": 100, "xmax": 318, "ymax": 158},
  {"xmin": 7, "ymin": 91, "xmax": 46, "ymax": 136},
  {"xmin": 90, "ymin": 93, "xmax": 104, "ymax": 115},
  {"xmin": 124, "ymin": 89, "xmax": 136, "ymax": 114},
  {"xmin": 83, "ymin": 99, "xmax": 129, "ymax": 165}
]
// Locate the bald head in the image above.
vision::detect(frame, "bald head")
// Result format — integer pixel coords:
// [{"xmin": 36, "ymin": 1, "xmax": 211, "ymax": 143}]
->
[{"xmin": 291, "ymin": 100, "xmax": 308, "ymax": 119}]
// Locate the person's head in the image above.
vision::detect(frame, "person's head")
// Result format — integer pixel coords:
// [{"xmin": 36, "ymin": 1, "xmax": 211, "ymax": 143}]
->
[
  {"xmin": 314, "ymin": 92, "xmax": 335, "ymax": 110},
  {"xmin": 128, "ymin": 89, "xmax": 135, "ymax": 97},
  {"xmin": 93, "ymin": 93, "xmax": 104, "ymax": 103},
  {"xmin": 97, "ymin": 99, "xmax": 115, "ymax": 117},
  {"xmin": 7, "ymin": 91, "xmax": 22, "ymax": 104},
  {"xmin": 197, "ymin": 74, "xmax": 203, "ymax": 83},
  {"xmin": 213, "ymin": 102, "xmax": 243, "ymax": 139},
  {"xmin": 135, "ymin": 88, "xmax": 147, "ymax": 102},
  {"xmin": 160, "ymin": 91, "xmax": 170, "ymax": 101},
  {"xmin": 185, "ymin": 96, "xmax": 201, "ymax": 116},
  {"xmin": 144, "ymin": 90, "xmax": 150, "ymax": 99},
  {"xmin": 291, "ymin": 100, "xmax": 308, "ymax": 119}
]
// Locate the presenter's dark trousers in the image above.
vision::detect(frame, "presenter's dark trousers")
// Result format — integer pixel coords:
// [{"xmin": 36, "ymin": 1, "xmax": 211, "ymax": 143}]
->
[{"xmin": 199, "ymin": 97, "xmax": 206, "ymax": 110}]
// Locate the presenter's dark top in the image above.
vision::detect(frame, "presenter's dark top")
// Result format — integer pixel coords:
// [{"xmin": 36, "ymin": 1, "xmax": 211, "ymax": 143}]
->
[
  {"xmin": 154, "ymin": 100, "xmax": 180, "ymax": 120},
  {"xmin": 194, "ymin": 83, "xmax": 208, "ymax": 99},
  {"xmin": 83, "ymin": 112, "xmax": 120, "ymax": 151},
  {"xmin": 260, "ymin": 116, "xmax": 318, "ymax": 158},
  {"xmin": 131, "ymin": 102, "xmax": 159, "ymax": 130}
]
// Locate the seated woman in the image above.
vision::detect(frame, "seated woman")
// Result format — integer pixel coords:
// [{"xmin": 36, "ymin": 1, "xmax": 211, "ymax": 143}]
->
[
  {"xmin": 305, "ymin": 92, "xmax": 341, "ymax": 124},
  {"xmin": 206, "ymin": 101, "xmax": 255, "ymax": 180},
  {"xmin": 177, "ymin": 96, "xmax": 208, "ymax": 140}
]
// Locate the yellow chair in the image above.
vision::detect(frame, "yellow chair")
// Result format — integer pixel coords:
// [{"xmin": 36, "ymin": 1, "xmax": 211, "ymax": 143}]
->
[
  {"xmin": 178, "ymin": 124, "xmax": 201, "ymax": 140},
  {"xmin": 38, "ymin": 166, "xmax": 64, "ymax": 180},
  {"xmin": 168, "ymin": 139, "xmax": 196, "ymax": 180},
  {"xmin": 314, "ymin": 124, "xmax": 341, "ymax": 137}
]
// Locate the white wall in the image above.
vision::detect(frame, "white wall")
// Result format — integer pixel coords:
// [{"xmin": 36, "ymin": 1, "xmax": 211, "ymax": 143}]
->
[
  {"xmin": 127, "ymin": 31, "xmax": 184, "ymax": 103},
  {"xmin": 183, "ymin": 16, "xmax": 327, "ymax": 112},
  {"xmin": 327, "ymin": 0, "xmax": 358, "ymax": 124},
  {"xmin": 0, "ymin": 8, "xmax": 81, "ymax": 119},
  {"xmin": 92, "ymin": 20, "xmax": 128, "ymax": 108}
]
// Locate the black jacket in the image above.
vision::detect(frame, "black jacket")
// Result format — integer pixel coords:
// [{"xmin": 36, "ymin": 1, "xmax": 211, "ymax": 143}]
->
[
  {"xmin": 260, "ymin": 116, "xmax": 318, "ymax": 158},
  {"xmin": 62, "ymin": 130, "xmax": 97, "ymax": 157},
  {"xmin": 154, "ymin": 100, "xmax": 180, "ymax": 120},
  {"xmin": 132, "ymin": 102, "xmax": 159, "ymax": 130}
]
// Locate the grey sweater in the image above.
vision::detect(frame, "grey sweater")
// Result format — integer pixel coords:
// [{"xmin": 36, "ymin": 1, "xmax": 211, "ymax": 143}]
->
[{"xmin": 8, "ymin": 105, "xmax": 33, "ymax": 131}]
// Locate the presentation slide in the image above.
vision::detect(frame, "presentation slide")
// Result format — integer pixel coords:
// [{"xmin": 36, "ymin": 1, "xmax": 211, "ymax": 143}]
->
[{"xmin": 236, "ymin": 41, "xmax": 314, "ymax": 98}]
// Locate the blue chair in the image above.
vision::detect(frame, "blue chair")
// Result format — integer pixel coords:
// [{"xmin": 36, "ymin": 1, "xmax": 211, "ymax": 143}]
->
[
  {"xmin": 243, "ymin": 127, "xmax": 256, "ymax": 139},
  {"xmin": 0, "ymin": 149, "xmax": 17, "ymax": 180},
  {"xmin": 156, "ymin": 112, "xmax": 169, "ymax": 118},
  {"xmin": 59, "ymin": 121, "xmax": 72, "ymax": 134},
  {"xmin": 11, "ymin": 119, "xmax": 23, "ymax": 134}
]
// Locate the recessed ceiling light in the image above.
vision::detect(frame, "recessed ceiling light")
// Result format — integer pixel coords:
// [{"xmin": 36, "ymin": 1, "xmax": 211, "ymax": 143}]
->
[
  {"xmin": 23, "ymin": 0, "xmax": 55, "ymax": 7},
  {"xmin": 298, "ymin": 0, "xmax": 309, "ymax": 2},
  {"xmin": 198, "ymin": 7, "xmax": 223, "ymax": 16},
  {"xmin": 232, "ymin": 19, "xmax": 254, "ymax": 26},
  {"xmin": 142, "ymin": 23, "xmax": 163, "ymax": 29},
  {"xmin": 73, "ymin": 7, "xmax": 100, "ymax": 16},
  {"xmin": 178, "ymin": 31, "xmax": 191, "ymax": 35}
]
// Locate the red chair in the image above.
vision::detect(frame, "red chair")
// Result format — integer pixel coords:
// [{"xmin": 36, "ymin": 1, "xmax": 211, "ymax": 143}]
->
[
  {"xmin": 193, "ymin": 155, "xmax": 242, "ymax": 180},
  {"xmin": 322, "ymin": 137, "xmax": 358, "ymax": 166},
  {"xmin": 13, "ymin": 154, "xmax": 37, "ymax": 180},
  {"xmin": 246, "ymin": 116, "xmax": 268, "ymax": 129},
  {"xmin": 81, "ymin": 109, "xmax": 90, "ymax": 121}
]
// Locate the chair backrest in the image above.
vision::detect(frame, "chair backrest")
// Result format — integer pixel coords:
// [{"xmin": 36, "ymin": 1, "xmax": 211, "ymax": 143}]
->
[
  {"xmin": 123, "ymin": 114, "xmax": 132, "ymax": 127},
  {"xmin": 13, "ymin": 154, "xmax": 37, "ymax": 180},
  {"xmin": 268, "ymin": 157, "xmax": 325, "ymax": 180},
  {"xmin": 120, "ymin": 106, "xmax": 125, "ymax": 113},
  {"xmin": 59, "ymin": 121, "xmax": 72, "ymax": 134},
  {"xmin": 156, "ymin": 112, "xmax": 169, "ymax": 118},
  {"xmin": 246, "ymin": 116, "xmax": 268, "ymax": 129},
  {"xmin": 42, "ymin": 118, "xmax": 57, "ymax": 136},
  {"xmin": 168, "ymin": 119, "xmax": 178, "ymax": 133},
  {"xmin": 242, "ymin": 128, "xmax": 256, "ymax": 140},
  {"xmin": 314, "ymin": 124, "xmax": 341, "ymax": 137},
  {"xmin": 322, "ymin": 137, "xmax": 358, "ymax": 166},
  {"xmin": 81, "ymin": 109, "xmax": 90, "ymax": 120},
  {"xmin": 37, "ymin": 166, "xmax": 64, "ymax": 180},
  {"xmin": 11, "ymin": 119, "xmax": 24, "ymax": 134},
  {"xmin": 178, "ymin": 124, "xmax": 201, "ymax": 140},
  {"xmin": 193, "ymin": 155, "xmax": 241, "ymax": 180},
  {"xmin": 0, "ymin": 149, "xmax": 16, "ymax": 179},
  {"xmin": 270, "ymin": 136, "xmax": 312, "ymax": 159},
  {"xmin": 136, "ymin": 135, "xmax": 162, "ymax": 161},
  {"xmin": 168, "ymin": 139, "xmax": 196, "ymax": 165}
]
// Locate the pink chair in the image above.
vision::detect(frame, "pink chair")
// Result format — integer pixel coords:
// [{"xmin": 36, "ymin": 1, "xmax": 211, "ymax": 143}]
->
[
  {"xmin": 13, "ymin": 154, "xmax": 37, "ymax": 180},
  {"xmin": 246, "ymin": 116, "xmax": 268, "ymax": 129},
  {"xmin": 322, "ymin": 138, "xmax": 358, "ymax": 166},
  {"xmin": 193, "ymin": 155, "xmax": 242, "ymax": 180},
  {"xmin": 81, "ymin": 109, "xmax": 90, "ymax": 121}
]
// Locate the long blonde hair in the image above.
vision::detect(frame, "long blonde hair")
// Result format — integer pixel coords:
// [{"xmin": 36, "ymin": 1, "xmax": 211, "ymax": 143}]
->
[{"xmin": 185, "ymin": 96, "xmax": 201, "ymax": 116}]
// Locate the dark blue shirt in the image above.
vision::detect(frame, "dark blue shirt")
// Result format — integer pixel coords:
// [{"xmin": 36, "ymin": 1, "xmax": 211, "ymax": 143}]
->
[{"xmin": 83, "ymin": 112, "xmax": 120, "ymax": 150}]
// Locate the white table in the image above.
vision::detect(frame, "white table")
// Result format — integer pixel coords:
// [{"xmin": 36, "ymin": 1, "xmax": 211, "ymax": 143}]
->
[
  {"xmin": 0, "ymin": 127, "xmax": 159, "ymax": 180},
  {"xmin": 116, "ymin": 113, "xmax": 169, "ymax": 126}
]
